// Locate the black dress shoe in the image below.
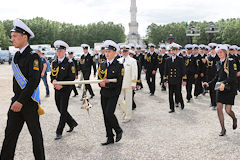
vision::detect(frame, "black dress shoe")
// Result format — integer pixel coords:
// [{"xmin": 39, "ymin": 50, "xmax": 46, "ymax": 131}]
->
[
  {"xmin": 168, "ymin": 110, "xmax": 175, "ymax": 113},
  {"xmin": 116, "ymin": 131, "xmax": 123, "ymax": 142},
  {"xmin": 101, "ymin": 138, "xmax": 114, "ymax": 145},
  {"xmin": 181, "ymin": 105, "xmax": 184, "ymax": 110},
  {"xmin": 67, "ymin": 123, "xmax": 78, "ymax": 132},
  {"xmin": 90, "ymin": 94, "xmax": 95, "ymax": 99},
  {"xmin": 219, "ymin": 129, "xmax": 226, "ymax": 136},
  {"xmin": 233, "ymin": 118, "xmax": 237, "ymax": 130},
  {"xmin": 73, "ymin": 94, "xmax": 78, "ymax": 97},
  {"xmin": 55, "ymin": 134, "xmax": 62, "ymax": 140},
  {"xmin": 150, "ymin": 93, "xmax": 154, "ymax": 96},
  {"xmin": 187, "ymin": 100, "xmax": 190, "ymax": 103}
]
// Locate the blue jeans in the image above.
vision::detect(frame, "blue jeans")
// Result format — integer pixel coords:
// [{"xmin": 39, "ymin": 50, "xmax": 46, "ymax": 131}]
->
[{"xmin": 41, "ymin": 74, "xmax": 50, "ymax": 95}]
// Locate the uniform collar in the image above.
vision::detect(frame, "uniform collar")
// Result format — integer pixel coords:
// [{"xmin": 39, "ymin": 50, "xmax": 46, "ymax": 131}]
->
[
  {"xmin": 171, "ymin": 56, "xmax": 176, "ymax": 62},
  {"xmin": 58, "ymin": 56, "xmax": 65, "ymax": 63},
  {"xmin": 220, "ymin": 58, "xmax": 225, "ymax": 64},
  {"xmin": 20, "ymin": 44, "xmax": 29, "ymax": 54},
  {"xmin": 107, "ymin": 58, "xmax": 114, "ymax": 65}
]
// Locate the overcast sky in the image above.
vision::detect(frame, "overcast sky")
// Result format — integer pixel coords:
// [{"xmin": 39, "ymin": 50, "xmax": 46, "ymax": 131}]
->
[{"xmin": 1, "ymin": 0, "xmax": 240, "ymax": 36}]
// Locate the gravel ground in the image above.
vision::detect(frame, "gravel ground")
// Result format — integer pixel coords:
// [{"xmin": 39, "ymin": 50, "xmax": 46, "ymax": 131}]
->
[{"xmin": 0, "ymin": 63, "xmax": 240, "ymax": 160}]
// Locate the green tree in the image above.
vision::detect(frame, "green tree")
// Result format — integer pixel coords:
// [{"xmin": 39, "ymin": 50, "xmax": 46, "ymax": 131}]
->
[{"xmin": 0, "ymin": 23, "xmax": 11, "ymax": 49}]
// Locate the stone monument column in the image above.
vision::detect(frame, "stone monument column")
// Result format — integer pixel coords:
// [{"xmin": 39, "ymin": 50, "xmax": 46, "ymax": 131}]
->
[{"xmin": 127, "ymin": 0, "xmax": 141, "ymax": 45}]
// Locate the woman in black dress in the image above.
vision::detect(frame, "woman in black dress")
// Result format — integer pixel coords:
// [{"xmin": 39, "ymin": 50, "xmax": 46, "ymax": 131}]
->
[{"xmin": 203, "ymin": 45, "xmax": 238, "ymax": 136}]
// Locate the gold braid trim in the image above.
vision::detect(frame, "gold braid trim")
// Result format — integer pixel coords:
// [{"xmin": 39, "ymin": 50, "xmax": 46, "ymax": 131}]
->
[
  {"xmin": 224, "ymin": 57, "xmax": 229, "ymax": 75},
  {"xmin": 51, "ymin": 62, "xmax": 59, "ymax": 77},
  {"xmin": 146, "ymin": 55, "xmax": 151, "ymax": 62},
  {"xmin": 98, "ymin": 65, "xmax": 107, "ymax": 80},
  {"xmin": 158, "ymin": 57, "xmax": 163, "ymax": 64},
  {"xmin": 205, "ymin": 56, "xmax": 213, "ymax": 67},
  {"xmin": 185, "ymin": 59, "xmax": 189, "ymax": 66}
]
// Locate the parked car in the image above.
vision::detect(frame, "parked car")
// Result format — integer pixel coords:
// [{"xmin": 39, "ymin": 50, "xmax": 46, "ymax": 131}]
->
[
  {"xmin": 44, "ymin": 51, "xmax": 55, "ymax": 62},
  {"xmin": 0, "ymin": 50, "xmax": 10, "ymax": 62},
  {"xmin": 0, "ymin": 57, "xmax": 4, "ymax": 64}
]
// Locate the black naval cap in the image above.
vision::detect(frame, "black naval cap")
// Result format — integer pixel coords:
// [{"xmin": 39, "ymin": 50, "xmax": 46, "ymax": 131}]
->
[{"xmin": 68, "ymin": 52, "xmax": 74, "ymax": 55}]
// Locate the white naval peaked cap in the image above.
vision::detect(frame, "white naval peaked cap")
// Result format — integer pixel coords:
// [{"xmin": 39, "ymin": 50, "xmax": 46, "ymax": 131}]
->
[
  {"xmin": 81, "ymin": 44, "xmax": 90, "ymax": 49},
  {"xmin": 229, "ymin": 45, "xmax": 238, "ymax": 50},
  {"xmin": 182, "ymin": 49, "xmax": 186, "ymax": 52},
  {"xmin": 129, "ymin": 50, "xmax": 135, "ymax": 55},
  {"xmin": 185, "ymin": 44, "xmax": 193, "ymax": 49},
  {"xmin": 54, "ymin": 40, "xmax": 69, "ymax": 49},
  {"xmin": 199, "ymin": 44, "xmax": 205, "ymax": 49},
  {"xmin": 148, "ymin": 43, "xmax": 156, "ymax": 47},
  {"xmin": 205, "ymin": 46, "xmax": 210, "ymax": 50},
  {"xmin": 192, "ymin": 44, "xmax": 199, "ymax": 49},
  {"xmin": 120, "ymin": 44, "xmax": 130, "ymax": 51},
  {"xmin": 104, "ymin": 40, "xmax": 118, "ymax": 51},
  {"xmin": 216, "ymin": 44, "xmax": 228, "ymax": 52},
  {"xmin": 224, "ymin": 44, "xmax": 230, "ymax": 48},
  {"xmin": 208, "ymin": 43, "xmax": 217, "ymax": 49},
  {"xmin": 11, "ymin": 19, "xmax": 35, "ymax": 39}
]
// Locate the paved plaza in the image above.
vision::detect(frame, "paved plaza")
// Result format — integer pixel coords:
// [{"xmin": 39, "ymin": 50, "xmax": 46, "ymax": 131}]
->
[{"xmin": 0, "ymin": 63, "xmax": 240, "ymax": 160}]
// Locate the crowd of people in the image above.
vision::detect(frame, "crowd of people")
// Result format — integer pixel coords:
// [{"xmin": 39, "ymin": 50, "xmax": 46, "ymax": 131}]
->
[{"xmin": 1, "ymin": 19, "xmax": 240, "ymax": 159}]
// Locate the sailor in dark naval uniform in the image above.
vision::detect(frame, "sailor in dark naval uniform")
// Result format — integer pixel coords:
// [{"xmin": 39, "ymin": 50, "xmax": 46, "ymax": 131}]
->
[
  {"xmin": 184, "ymin": 44, "xmax": 199, "ymax": 103},
  {"xmin": 158, "ymin": 44, "xmax": 169, "ymax": 91},
  {"xmin": 164, "ymin": 43, "xmax": 187, "ymax": 113},
  {"xmin": 229, "ymin": 45, "xmax": 240, "ymax": 92},
  {"xmin": 79, "ymin": 44, "xmax": 97, "ymax": 99},
  {"xmin": 204, "ymin": 43, "xmax": 219, "ymax": 110},
  {"xmin": 98, "ymin": 40, "xmax": 124, "ymax": 145},
  {"xmin": 98, "ymin": 46, "xmax": 107, "ymax": 64},
  {"xmin": 51, "ymin": 40, "xmax": 78, "ymax": 140},
  {"xmin": 144, "ymin": 43, "xmax": 159, "ymax": 96},
  {"xmin": 68, "ymin": 52, "xmax": 79, "ymax": 97},
  {"xmin": 203, "ymin": 45, "xmax": 237, "ymax": 136},
  {"xmin": 1, "ymin": 19, "xmax": 45, "ymax": 160},
  {"xmin": 134, "ymin": 45, "xmax": 144, "ymax": 89}
]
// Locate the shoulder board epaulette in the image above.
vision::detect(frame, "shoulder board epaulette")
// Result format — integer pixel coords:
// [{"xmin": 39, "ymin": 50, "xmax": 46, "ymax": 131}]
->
[
  {"xmin": 117, "ymin": 58, "xmax": 123, "ymax": 64},
  {"xmin": 228, "ymin": 58, "xmax": 234, "ymax": 61}
]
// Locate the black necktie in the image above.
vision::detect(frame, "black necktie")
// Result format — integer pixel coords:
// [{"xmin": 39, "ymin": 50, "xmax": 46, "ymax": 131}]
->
[
  {"xmin": 123, "ymin": 58, "xmax": 125, "ymax": 63},
  {"xmin": 108, "ymin": 62, "xmax": 110, "ymax": 67}
]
